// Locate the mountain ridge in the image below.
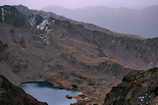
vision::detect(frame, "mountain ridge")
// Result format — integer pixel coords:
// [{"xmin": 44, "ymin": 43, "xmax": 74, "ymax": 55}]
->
[
  {"xmin": 0, "ymin": 5, "xmax": 158, "ymax": 104},
  {"xmin": 43, "ymin": 5, "xmax": 158, "ymax": 37}
]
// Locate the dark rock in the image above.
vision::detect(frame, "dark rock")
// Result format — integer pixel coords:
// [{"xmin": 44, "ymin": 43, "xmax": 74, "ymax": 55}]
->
[
  {"xmin": 0, "ymin": 75, "xmax": 48, "ymax": 105},
  {"xmin": 0, "ymin": 5, "xmax": 28, "ymax": 27},
  {"xmin": 0, "ymin": 40, "xmax": 8, "ymax": 61},
  {"xmin": 72, "ymin": 84, "xmax": 78, "ymax": 89},
  {"xmin": 103, "ymin": 68, "xmax": 158, "ymax": 105},
  {"xmin": 66, "ymin": 95, "xmax": 72, "ymax": 99}
]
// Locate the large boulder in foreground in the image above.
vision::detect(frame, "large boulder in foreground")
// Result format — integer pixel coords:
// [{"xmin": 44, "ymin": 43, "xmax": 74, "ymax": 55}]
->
[
  {"xmin": 104, "ymin": 68, "xmax": 158, "ymax": 105},
  {"xmin": 0, "ymin": 75, "xmax": 47, "ymax": 105}
]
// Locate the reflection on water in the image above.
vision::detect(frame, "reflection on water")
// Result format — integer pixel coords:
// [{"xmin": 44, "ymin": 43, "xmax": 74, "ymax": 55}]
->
[{"xmin": 20, "ymin": 81, "xmax": 80, "ymax": 105}]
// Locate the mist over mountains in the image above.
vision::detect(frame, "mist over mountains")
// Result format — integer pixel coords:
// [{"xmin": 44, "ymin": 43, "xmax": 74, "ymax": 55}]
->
[{"xmin": 43, "ymin": 5, "xmax": 158, "ymax": 37}]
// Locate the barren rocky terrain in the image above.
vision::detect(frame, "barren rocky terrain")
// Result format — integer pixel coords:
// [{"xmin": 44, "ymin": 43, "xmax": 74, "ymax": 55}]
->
[
  {"xmin": 0, "ymin": 5, "xmax": 158, "ymax": 105},
  {"xmin": 104, "ymin": 68, "xmax": 158, "ymax": 105}
]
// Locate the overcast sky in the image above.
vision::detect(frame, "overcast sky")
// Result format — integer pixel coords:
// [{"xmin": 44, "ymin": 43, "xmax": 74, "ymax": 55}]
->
[{"xmin": 0, "ymin": 0, "xmax": 158, "ymax": 9}]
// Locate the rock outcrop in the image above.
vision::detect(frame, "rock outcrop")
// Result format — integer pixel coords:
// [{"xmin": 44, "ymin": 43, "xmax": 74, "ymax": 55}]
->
[
  {"xmin": 0, "ymin": 75, "xmax": 48, "ymax": 105},
  {"xmin": 0, "ymin": 5, "xmax": 28, "ymax": 27},
  {"xmin": 104, "ymin": 68, "xmax": 158, "ymax": 105}
]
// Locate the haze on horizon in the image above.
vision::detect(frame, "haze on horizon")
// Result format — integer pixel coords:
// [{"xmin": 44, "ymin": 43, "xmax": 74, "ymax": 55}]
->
[{"xmin": 0, "ymin": 0, "xmax": 158, "ymax": 9}]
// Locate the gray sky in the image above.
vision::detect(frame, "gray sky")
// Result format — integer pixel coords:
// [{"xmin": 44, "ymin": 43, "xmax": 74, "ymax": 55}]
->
[{"xmin": 0, "ymin": 0, "xmax": 158, "ymax": 9}]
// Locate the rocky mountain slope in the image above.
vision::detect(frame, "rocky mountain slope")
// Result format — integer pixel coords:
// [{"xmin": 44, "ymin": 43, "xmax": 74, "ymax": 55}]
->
[
  {"xmin": 2, "ymin": 5, "xmax": 158, "ymax": 70},
  {"xmin": 0, "ymin": 5, "xmax": 158, "ymax": 104},
  {"xmin": 104, "ymin": 68, "xmax": 158, "ymax": 105},
  {"xmin": 0, "ymin": 75, "xmax": 48, "ymax": 105},
  {"xmin": 0, "ymin": 5, "xmax": 134, "ymax": 104},
  {"xmin": 43, "ymin": 5, "xmax": 158, "ymax": 37}
]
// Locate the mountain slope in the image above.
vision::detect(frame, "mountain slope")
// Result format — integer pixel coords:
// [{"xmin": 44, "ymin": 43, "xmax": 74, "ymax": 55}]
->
[
  {"xmin": 0, "ymin": 5, "xmax": 134, "ymax": 104},
  {"xmin": 16, "ymin": 5, "xmax": 158, "ymax": 69},
  {"xmin": 0, "ymin": 5, "xmax": 158, "ymax": 104},
  {"xmin": 43, "ymin": 5, "xmax": 158, "ymax": 37}
]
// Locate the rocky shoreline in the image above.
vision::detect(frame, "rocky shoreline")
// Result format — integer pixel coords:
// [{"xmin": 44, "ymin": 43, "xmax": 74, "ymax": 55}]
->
[{"xmin": 66, "ymin": 94, "xmax": 92, "ymax": 105}]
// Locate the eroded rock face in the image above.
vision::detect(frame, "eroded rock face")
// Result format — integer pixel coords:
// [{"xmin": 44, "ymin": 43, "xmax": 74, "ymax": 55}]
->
[
  {"xmin": 103, "ymin": 68, "xmax": 158, "ymax": 105},
  {"xmin": 0, "ymin": 75, "xmax": 48, "ymax": 105},
  {"xmin": 0, "ymin": 5, "xmax": 28, "ymax": 27}
]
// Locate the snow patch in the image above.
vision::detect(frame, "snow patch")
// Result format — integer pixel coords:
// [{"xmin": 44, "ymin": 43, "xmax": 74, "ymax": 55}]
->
[
  {"xmin": 33, "ymin": 17, "xmax": 55, "ymax": 46},
  {"xmin": 1, "ymin": 8, "xmax": 5, "ymax": 22},
  {"xmin": 29, "ymin": 17, "xmax": 36, "ymax": 26},
  {"xmin": 112, "ymin": 39, "xmax": 115, "ymax": 44},
  {"xmin": 51, "ymin": 19, "xmax": 55, "ymax": 23},
  {"xmin": 37, "ymin": 19, "xmax": 49, "ymax": 31},
  {"xmin": 39, "ymin": 34, "xmax": 50, "ymax": 45},
  {"xmin": 138, "ymin": 93, "xmax": 151, "ymax": 105}
]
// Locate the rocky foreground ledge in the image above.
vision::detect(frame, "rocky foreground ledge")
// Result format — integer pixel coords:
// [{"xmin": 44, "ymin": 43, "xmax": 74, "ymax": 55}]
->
[
  {"xmin": 104, "ymin": 68, "xmax": 158, "ymax": 105},
  {"xmin": 1, "ymin": 67, "xmax": 158, "ymax": 105},
  {"xmin": 0, "ymin": 75, "xmax": 48, "ymax": 105}
]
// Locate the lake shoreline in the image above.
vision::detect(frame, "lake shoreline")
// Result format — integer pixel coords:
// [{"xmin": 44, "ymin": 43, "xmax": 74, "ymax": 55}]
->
[
  {"xmin": 20, "ymin": 81, "xmax": 81, "ymax": 105},
  {"xmin": 20, "ymin": 80, "xmax": 79, "ymax": 91}
]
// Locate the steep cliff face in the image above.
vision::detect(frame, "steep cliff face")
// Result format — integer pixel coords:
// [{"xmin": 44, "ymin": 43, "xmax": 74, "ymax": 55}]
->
[
  {"xmin": 0, "ymin": 75, "xmax": 48, "ymax": 105},
  {"xmin": 0, "ymin": 5, "xmax": 28, "ymax": 27},
  {"xmin": 104, "ymin": 68, "xmax": 158, "ymax": 105}
]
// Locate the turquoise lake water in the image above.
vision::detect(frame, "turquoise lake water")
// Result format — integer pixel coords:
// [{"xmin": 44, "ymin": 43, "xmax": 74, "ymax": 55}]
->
[{"xmin": 20, "ymin": 81, "xmax": 80, "ymax": 105}]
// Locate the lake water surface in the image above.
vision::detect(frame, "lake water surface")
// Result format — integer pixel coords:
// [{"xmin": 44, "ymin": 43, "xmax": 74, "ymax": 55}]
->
[{"xmin": 20, "ymin": 81, "xmax": 80, "ymax": 105}]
